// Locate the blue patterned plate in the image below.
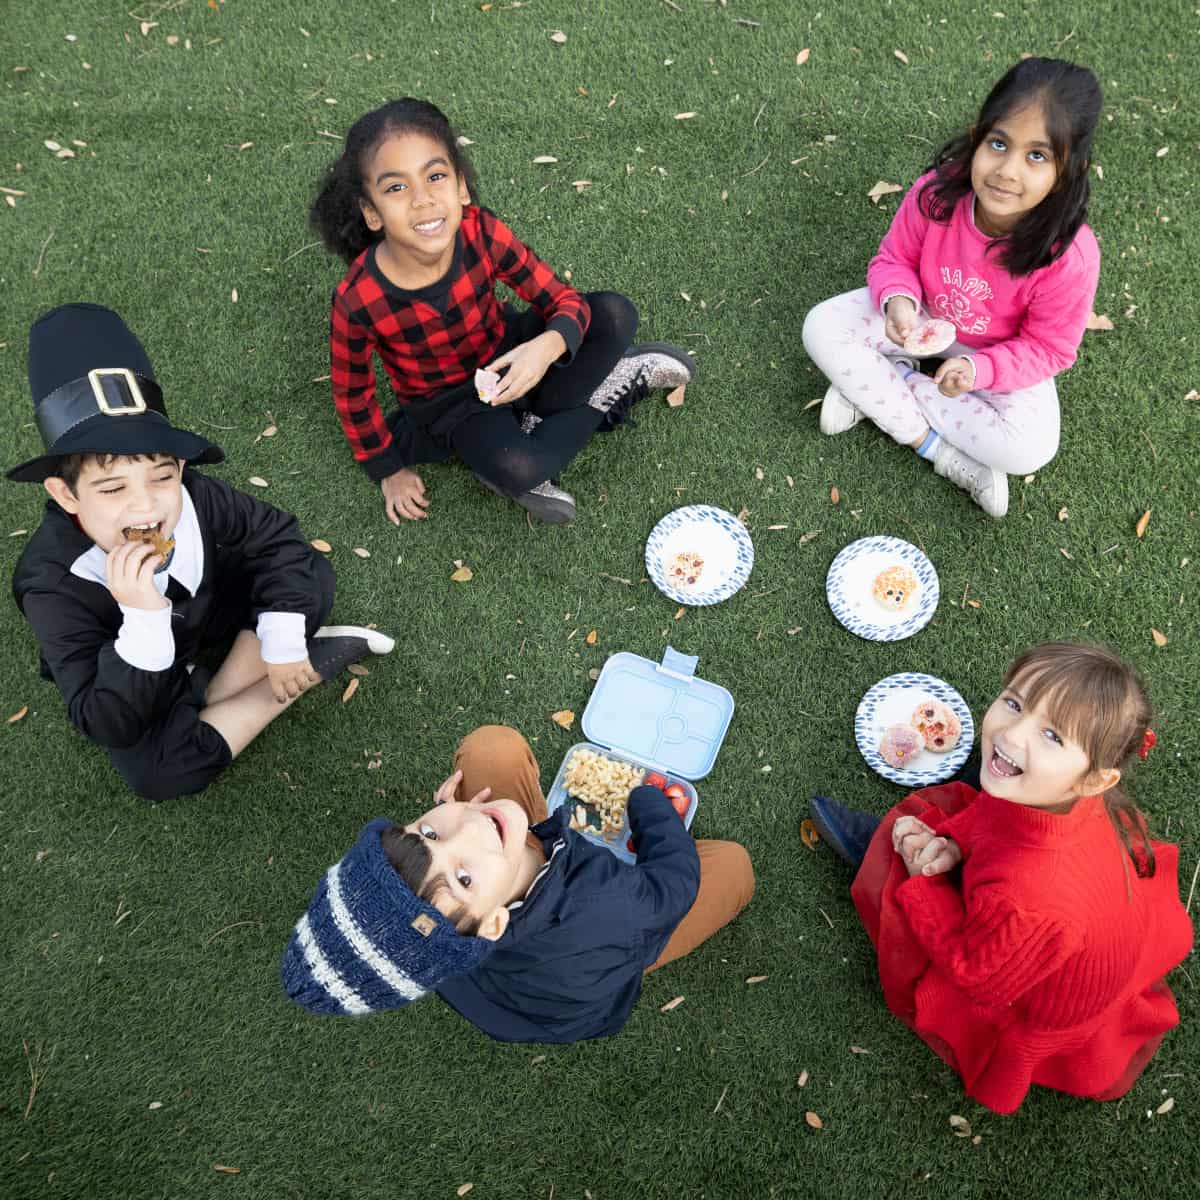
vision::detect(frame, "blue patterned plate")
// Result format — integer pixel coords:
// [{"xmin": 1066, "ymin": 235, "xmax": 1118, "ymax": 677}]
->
[
  {"xmin": 826, "ymin": 536, "xmax": 939, "ymax": 642},
  {"xmin": 645, "ymin": 505, "xmax": 754, "ymax": 606},
  {"xmin": 855, "ymin": 672, "xmax": 975, "ymax": 787}
]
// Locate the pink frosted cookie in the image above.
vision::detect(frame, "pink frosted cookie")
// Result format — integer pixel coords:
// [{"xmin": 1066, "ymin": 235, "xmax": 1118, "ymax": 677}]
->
[
  {"xmin": 879, "ymin": 723, "xmax": 924, "ymax": 769},
  {"xmin": 475, "ymin": 367, "xmax": 501, "ymax": 404},
  {"xmin": 911, "ymin": 698, "xmax": 962, "ymax": 753},
  {"xmin": 903, "ymin": 319, "xmax": 956, "ymax": 357}
]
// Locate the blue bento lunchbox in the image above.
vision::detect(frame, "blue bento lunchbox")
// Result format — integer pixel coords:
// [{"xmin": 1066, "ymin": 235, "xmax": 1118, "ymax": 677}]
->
[{"xmin": 546, "ymin": 646, "xmax": 735, "ymax": 864}]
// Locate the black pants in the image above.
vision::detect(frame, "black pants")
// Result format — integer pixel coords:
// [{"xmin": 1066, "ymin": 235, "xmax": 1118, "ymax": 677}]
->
[
  {"xmin": 395, "ymin": 291, "xmax": 639, "ymax": 495},
  {"xmin": 106, "ymin": 554, "xmax": 336, "ymax": 802}
]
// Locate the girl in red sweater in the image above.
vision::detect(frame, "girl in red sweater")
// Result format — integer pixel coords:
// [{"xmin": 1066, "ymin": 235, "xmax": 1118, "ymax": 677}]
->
[{"xmin": 811, "ymin": 642, "xmax": 1193, "ymax": 1114}]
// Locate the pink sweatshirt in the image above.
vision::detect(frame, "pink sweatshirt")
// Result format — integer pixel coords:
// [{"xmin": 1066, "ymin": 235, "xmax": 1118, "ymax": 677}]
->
[{"xmin": 867, "ymin": 172, "xmax": 1100, "ymax": 393}]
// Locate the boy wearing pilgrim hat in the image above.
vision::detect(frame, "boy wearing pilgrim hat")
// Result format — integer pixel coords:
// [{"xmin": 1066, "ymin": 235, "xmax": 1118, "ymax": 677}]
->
[{"xmin": 9, "ymin": 304, "xmax": 394, "ymax": 801}]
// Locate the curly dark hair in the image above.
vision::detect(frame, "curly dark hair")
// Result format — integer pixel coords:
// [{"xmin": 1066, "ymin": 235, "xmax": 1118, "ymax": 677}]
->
[
  {"xmin": 919, "ymin": 58, "xmax": 1102, "ymax": 276},
  {"xmin": 309, "ymin": 98, "xmax": 479, "ymax": 263}
]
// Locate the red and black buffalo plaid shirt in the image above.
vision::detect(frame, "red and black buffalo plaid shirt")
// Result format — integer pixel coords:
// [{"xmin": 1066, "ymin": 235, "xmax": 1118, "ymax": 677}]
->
[{"xmin": 329, "ymin": 205, "xmax": 590, "ymax": 479}]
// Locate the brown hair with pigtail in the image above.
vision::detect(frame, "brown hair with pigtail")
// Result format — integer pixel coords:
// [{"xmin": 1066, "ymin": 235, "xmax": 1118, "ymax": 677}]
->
[{"xmin": 1004, "ymin": 641, "xmax": 1156, "ymax": 878}]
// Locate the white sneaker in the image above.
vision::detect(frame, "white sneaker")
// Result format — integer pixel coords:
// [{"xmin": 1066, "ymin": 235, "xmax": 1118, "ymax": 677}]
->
[
  {"xmin": 819, "ymin": 384, "xmax": 863, "ymax": 435},
  {"xmin": 932, "ymin": 443, "xmax": 1009, "ymax": 518}
]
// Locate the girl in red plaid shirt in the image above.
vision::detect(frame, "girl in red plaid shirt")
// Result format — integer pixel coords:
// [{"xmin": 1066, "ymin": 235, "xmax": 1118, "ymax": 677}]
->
[{"xmin": 311, "ymin": 99, "xmax": 694, "ymax": 525}]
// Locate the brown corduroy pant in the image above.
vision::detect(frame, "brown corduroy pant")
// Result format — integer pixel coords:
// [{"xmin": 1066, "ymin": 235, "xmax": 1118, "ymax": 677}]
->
[{"xmin": 453, "ymin": 725, "xmax": 755, "ymax": 972}]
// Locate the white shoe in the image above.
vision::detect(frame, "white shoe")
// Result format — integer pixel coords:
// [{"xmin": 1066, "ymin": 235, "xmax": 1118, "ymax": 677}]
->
[
  {"xmin": 313, "ymin": 625, "xmax": 396, "ymax": 654},
  {"xmin": 932, "ymin": 443, "xmax": 1009, "ymax": 518},
  {"xmin": 819, "ymin": 384, "xmax": 863, "ymax": 435}
]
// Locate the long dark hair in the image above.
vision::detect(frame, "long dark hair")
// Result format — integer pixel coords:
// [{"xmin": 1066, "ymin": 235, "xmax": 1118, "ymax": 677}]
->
[
  {"xmin": 919, "ymin": 58, "xmax": 1102, "ymax": 276},
  {"xmin": 309, "ymin": 98, "xmax": 480, "ymax": 263},
  {"xmin": 1003, "ymin": 642, "xmax": 1156, "ymax": 879}
]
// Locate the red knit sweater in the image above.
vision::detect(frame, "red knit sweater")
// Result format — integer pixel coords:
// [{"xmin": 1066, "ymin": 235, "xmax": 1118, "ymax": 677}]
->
[{"xmin": 851, "ymin": 783, "xmax": 1193, "ymax": 1114}]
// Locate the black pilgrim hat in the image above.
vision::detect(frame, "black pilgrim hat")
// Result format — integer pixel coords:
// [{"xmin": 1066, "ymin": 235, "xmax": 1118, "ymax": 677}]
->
[{"xmin": 6, "ymin": 303, "xmax": 225, "ymax": 483}]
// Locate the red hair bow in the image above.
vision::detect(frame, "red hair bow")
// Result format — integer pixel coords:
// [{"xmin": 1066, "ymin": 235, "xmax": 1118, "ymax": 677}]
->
[{"xmin": 1139, "ymin": 729, "xmax": 1156, "ymax": 761}]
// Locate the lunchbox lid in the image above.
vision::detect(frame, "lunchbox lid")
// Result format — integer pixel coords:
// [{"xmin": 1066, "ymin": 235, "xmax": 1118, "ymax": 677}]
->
[{"xmin": 581, "ymin": 647, "xmax": 734, "ymax": 780}]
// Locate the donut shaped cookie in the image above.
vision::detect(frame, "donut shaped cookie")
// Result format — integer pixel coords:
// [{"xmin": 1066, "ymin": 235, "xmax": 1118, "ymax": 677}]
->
[
  {"xmin": 903, "ymin": 319, "xmax": 956, "ymax": 357},
  {"xmin": 872, "ymin": 564, "xmax": 919, "ymax": 613},
  {"xmin": 910, "ymin": 698, "xmax": 962, "ymax": 753},
  {"xmin": 879, "ymin": 723, "xmax": 924, "ymax": 768}
]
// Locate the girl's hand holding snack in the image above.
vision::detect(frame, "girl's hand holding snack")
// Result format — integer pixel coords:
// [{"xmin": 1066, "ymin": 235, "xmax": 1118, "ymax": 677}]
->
[
  {"xmin": 105, "ymin": 540, "xmax": 170, "ymax": 611},
  {"xmin": 892, "ymin": 814, "xmax": 961, "ymax": 877},
  {"xmin": 381, "ymin": 467, "xmax": 430, "ymax": 524},
  {"xmin": 484, "ymin": 331, "xmax": 567, "ymax": 406},
  {"xmin": 267, "ymin": 658, "xmax": 320, "ymax": 704},
  {"xmin": 935, "ymin": 357, "xmax": 976, "ymax": 398},
  {"xmin": 884, "ymin": 296, "xmax": 919, "ymax": 347}
]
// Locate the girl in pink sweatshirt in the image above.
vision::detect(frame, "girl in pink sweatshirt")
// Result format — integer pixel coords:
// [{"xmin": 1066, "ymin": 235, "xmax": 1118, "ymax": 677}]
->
[{"xmin": 801, "ymin": 58, "xmax": 1102, "ymax": 518}]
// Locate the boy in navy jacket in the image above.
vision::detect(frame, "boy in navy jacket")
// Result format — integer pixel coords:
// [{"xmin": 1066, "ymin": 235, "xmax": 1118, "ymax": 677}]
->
[{"xmin": 281, "ymin": 725, "xmax": 755, "ymax": 1042}]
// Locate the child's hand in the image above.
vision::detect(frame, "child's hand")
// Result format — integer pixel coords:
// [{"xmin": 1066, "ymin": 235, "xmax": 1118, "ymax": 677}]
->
[
  {"xmin": 381, "ymin": 467, "xmax": 430, "ymax": 524},
  {"xmin": 884, "ymin": 296, "xmax": 919, "ymax": 347},
  {"xmin": 105, "ymin": 540, "xmax": 170, "ymax": 611},
  {"xmin": 432, "ymin": 768, "xmax": 492, "ymax": 807},
  {"xmin": 484, "ymin": 331, "xmax": 567, "ymax": 406},
  {"xmin": 267, "ymin": 657, "xmax": 320, "ymax": 704},
  {"xmin": 935, "ymin": 356, "xmax": 975, "ymax": 398},
  {"xmin": 893, "ymin": 815, "xmax": 961, "ymax": 877}
]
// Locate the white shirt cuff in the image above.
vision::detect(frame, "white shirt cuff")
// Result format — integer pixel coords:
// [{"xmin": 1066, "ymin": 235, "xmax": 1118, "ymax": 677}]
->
[
  {"xmin": 114, "ymin": 603, "xmax": 176, "ymax": 672},
  {"xmin": 257, "ymin": 612, "xmax": 309, "ymax": 665}
]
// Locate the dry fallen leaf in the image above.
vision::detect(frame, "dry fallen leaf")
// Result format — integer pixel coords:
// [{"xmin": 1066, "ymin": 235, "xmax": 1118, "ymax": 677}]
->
[
  {"xmin": 35, "ymin": 849, "xmax": 50, "ymax": 863},
  {"xmin": 1155, "ymin": 145, "xmax": 1169, "ymax": 158},
  {"xmin": 805, "ymin": 1111, "xmax": 824, "ymax": 1130},
  {"xmin": 795, "ymin": 48, "xmax": 811, "ymax": 65},
  {"xmin": 1156, "ymin": 1097, "xmax": 1175, "ymax": 1115},
  {"xmin": 1135, "ymin": 509, "xmax": 1151, "ymax": 538},
  {"xmin": 754, "ymin": 466, "xmax": 764, "ymax": 481},
  {"xmin": 798, "ymin": 530, "xmax": 821, "ymax": 546},
  {"xmin": 450, "ymin": 565, "xmax": 474, "ymax": 582},
  {"xmin": 894, "ymin": 48, "xmax": 910, "ymax": 65},
  {"xmin": 799, "ymin": 818, "xmax": 820, "ymax": 850},
  {"xmin": 665, "ymin": 384, "xmax": 686, "ymax": 408},
  {"xmin": 551, "ymin": 710, "xmax": 575, "ymax": 729},
  {"xmin": 8, "ymin": 705, "xmax": 29, "ymax": 724},
  {"xmin": 867, "ymin": 179, "xmax": 903, "ymax": 205},
  {"xmin": 745, "ymin": 975, "xmax": 768, "ymax": 985},
  {"xmin": 44, "ymin": 139, "xmax": 62, "ymax": 151},
  {"xmin": 548, "ymin": 30, "xmax": 567, "ymax": 44},
  {"xmin": 248, "ymin": 476, "xmax": 268, "ymax": 488},
  {"xmin": 585, "ymin": 629, "xmax": 598, "ymax": 645},
  {"xmin": 1151, "ymin": 628, "xmax": 1168, "ymax": 648},
  {"xmin": 572, "ymin": 179, "xmax": 592, "ymax": 192},
  {"xmin": 260, "ymin": 424, "xmax": 277, "ymax": 438},
  {"xmin": 1060, "ymin": 547, "xmax": 1073, "ymax": 560},
  {"xmin": 967, "ymin": 599, "xmax": 982, "ymax": 609},
  {"xmin": 674, "ymin": 606, "xmax": 686, "ymax": 620},
  {"xmin": 660, "ymin": 995, "xmax": 685, "ymax": 1012},
  {"xmin": 231, "ymin": 288, "xmax": 239, "ymax": 303},
  {"xmin": 1057, "ymin": 506, "xmax": 1069, "ymax": 521},
  {"xmin": 213, "ymin": 1165, "xmax": 241, "ymax": 1175},
  {"xmin": 166, "ymin": 35, "xmax": 180, "ymax": 46},
  {"xmin": 347, "ymin": 663, "xmax": 369, "ymax": 677},
  {"xmin": 830, "ymin": 486, "xmax": 840, "ymax": 504},
  {"xmin": 139, "ymin": 20, "xmax": 157, "ymax": 35},
  {"xmin": 341, "ymin": 678, "xmax": 359, "ymax": 704},
  {"xmin": 532, "ymin": 155, "xmax": 559, "ymax": 164},
  {"xmin": 736, "ymin": 506, "xmax": 750, "ymax": 525},
  {"xmin": 949, "ymin": 1114, "xmax": 972, "ymax": 1137},
  {"xmin": 1086, "ymin": 311, "xmax": 1115, "ymax": 331},
  {"xmin": 849, "ymin": 1045, "xmax": 871, "ymax": 1055},
  {"xmin": 310, "ymin": 538, "xmax": 332, "ymax": 553},
  {"xmin": 796, "ymin": 1070, "xmax": 809, "ymax": 1087},
  {"xmin": 352, "ymin": 547, "xmax": 371, "ymax": 559},
  {"xmin": 675, "ymin": 112, "xmax": 697, "ymax": 120},
  {"xmin": 457, "ymin": 1185, "xmax": 475, "ymax": 1197}
]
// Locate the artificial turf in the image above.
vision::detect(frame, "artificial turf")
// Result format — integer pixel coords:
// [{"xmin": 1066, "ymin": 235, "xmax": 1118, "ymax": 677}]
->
[{"xmin": 1, "ymin": 1, "xmax": 1196, "ymax": 1197}]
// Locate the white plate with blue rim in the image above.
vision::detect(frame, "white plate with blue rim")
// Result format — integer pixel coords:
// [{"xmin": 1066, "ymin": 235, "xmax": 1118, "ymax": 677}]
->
[
  {"xmin": 826, "ymin": 535, "xmax": 939, "ymax": 642},
  {"xmin": 645, "ymin": 505, "xmax": 754, "ymax": 606},
  {"xmin": 855, "ymin": 672, "xmax": 975, "ymax": 787}
]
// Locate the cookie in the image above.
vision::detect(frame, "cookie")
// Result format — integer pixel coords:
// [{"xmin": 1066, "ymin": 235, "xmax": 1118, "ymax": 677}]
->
[
  {"xmin": 474, "ymin": 367, "xmax": 501, "ymax": 404},
  {"xmin": 123, "ymin": 525, "xmax": 175, "ymax": 560},
  {"xmin": 872, "ymin": 564, "xmax": 919, "ymax": 613},
  {"xmin": 903, "ymin": 319, "xmax": 957, "ymax": 357},
  {"xmin": 879, "ymin": 723, "xmax": 924, "ymax": 769},
  {"xmin": 911, "ymin": 698, "xmax": 962, "ymax": 753}
]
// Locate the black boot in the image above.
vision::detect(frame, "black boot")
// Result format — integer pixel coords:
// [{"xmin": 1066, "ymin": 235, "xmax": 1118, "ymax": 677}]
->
[{"xmin": 808, "ymin": 795, "xmax": 882, "ymax": 870}]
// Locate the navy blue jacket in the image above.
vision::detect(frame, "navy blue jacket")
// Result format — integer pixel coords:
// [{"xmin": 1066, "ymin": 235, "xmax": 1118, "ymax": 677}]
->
[{"xmin": 436, "ymin": 785, "xmax": 701, "ymax": 1043}]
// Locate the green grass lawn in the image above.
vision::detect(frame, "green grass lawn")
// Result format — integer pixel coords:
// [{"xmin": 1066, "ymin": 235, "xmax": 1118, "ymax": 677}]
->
[{"xmin": 1, "ymin": 1, "xmax": 1196, "ymax": 1196}]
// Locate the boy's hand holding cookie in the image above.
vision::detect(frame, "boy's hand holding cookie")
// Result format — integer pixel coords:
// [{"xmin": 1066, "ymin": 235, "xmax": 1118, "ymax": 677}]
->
[
  {"xmin": 381, "ymin": 467, "xmax": 430, "ymax": 524},
  {"xmin": 105, "ymin": 540, "xmax": 169, "ymax": 611},
  {"xmin": 484, "ymin": 330, "xmax": 567, "ymax": 406},
  {"xmin": 935, "ymin": 356, "xmax": 975, "ymax": 397},
  {"xmin": 893, "ymin": 814, "xmax": 962, "ymax": 878},
  {"xmin": 884, "ymin": 296, "xmax": 919, "ymax": 347},
  {"xmin": 267, "ymin": 657, "xmax": 320, "ymax": 704}
]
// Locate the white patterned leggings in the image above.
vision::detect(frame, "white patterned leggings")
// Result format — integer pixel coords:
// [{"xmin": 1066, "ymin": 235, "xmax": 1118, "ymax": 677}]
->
[{"xmin": 801, "ymin": 287, "xmax": 1061, "ymax": 474}]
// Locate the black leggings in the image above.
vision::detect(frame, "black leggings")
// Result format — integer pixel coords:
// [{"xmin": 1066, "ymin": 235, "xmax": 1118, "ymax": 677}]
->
[{"xmin": 451, "ymin": 291, "xmax": 638, "ymax": 495}]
